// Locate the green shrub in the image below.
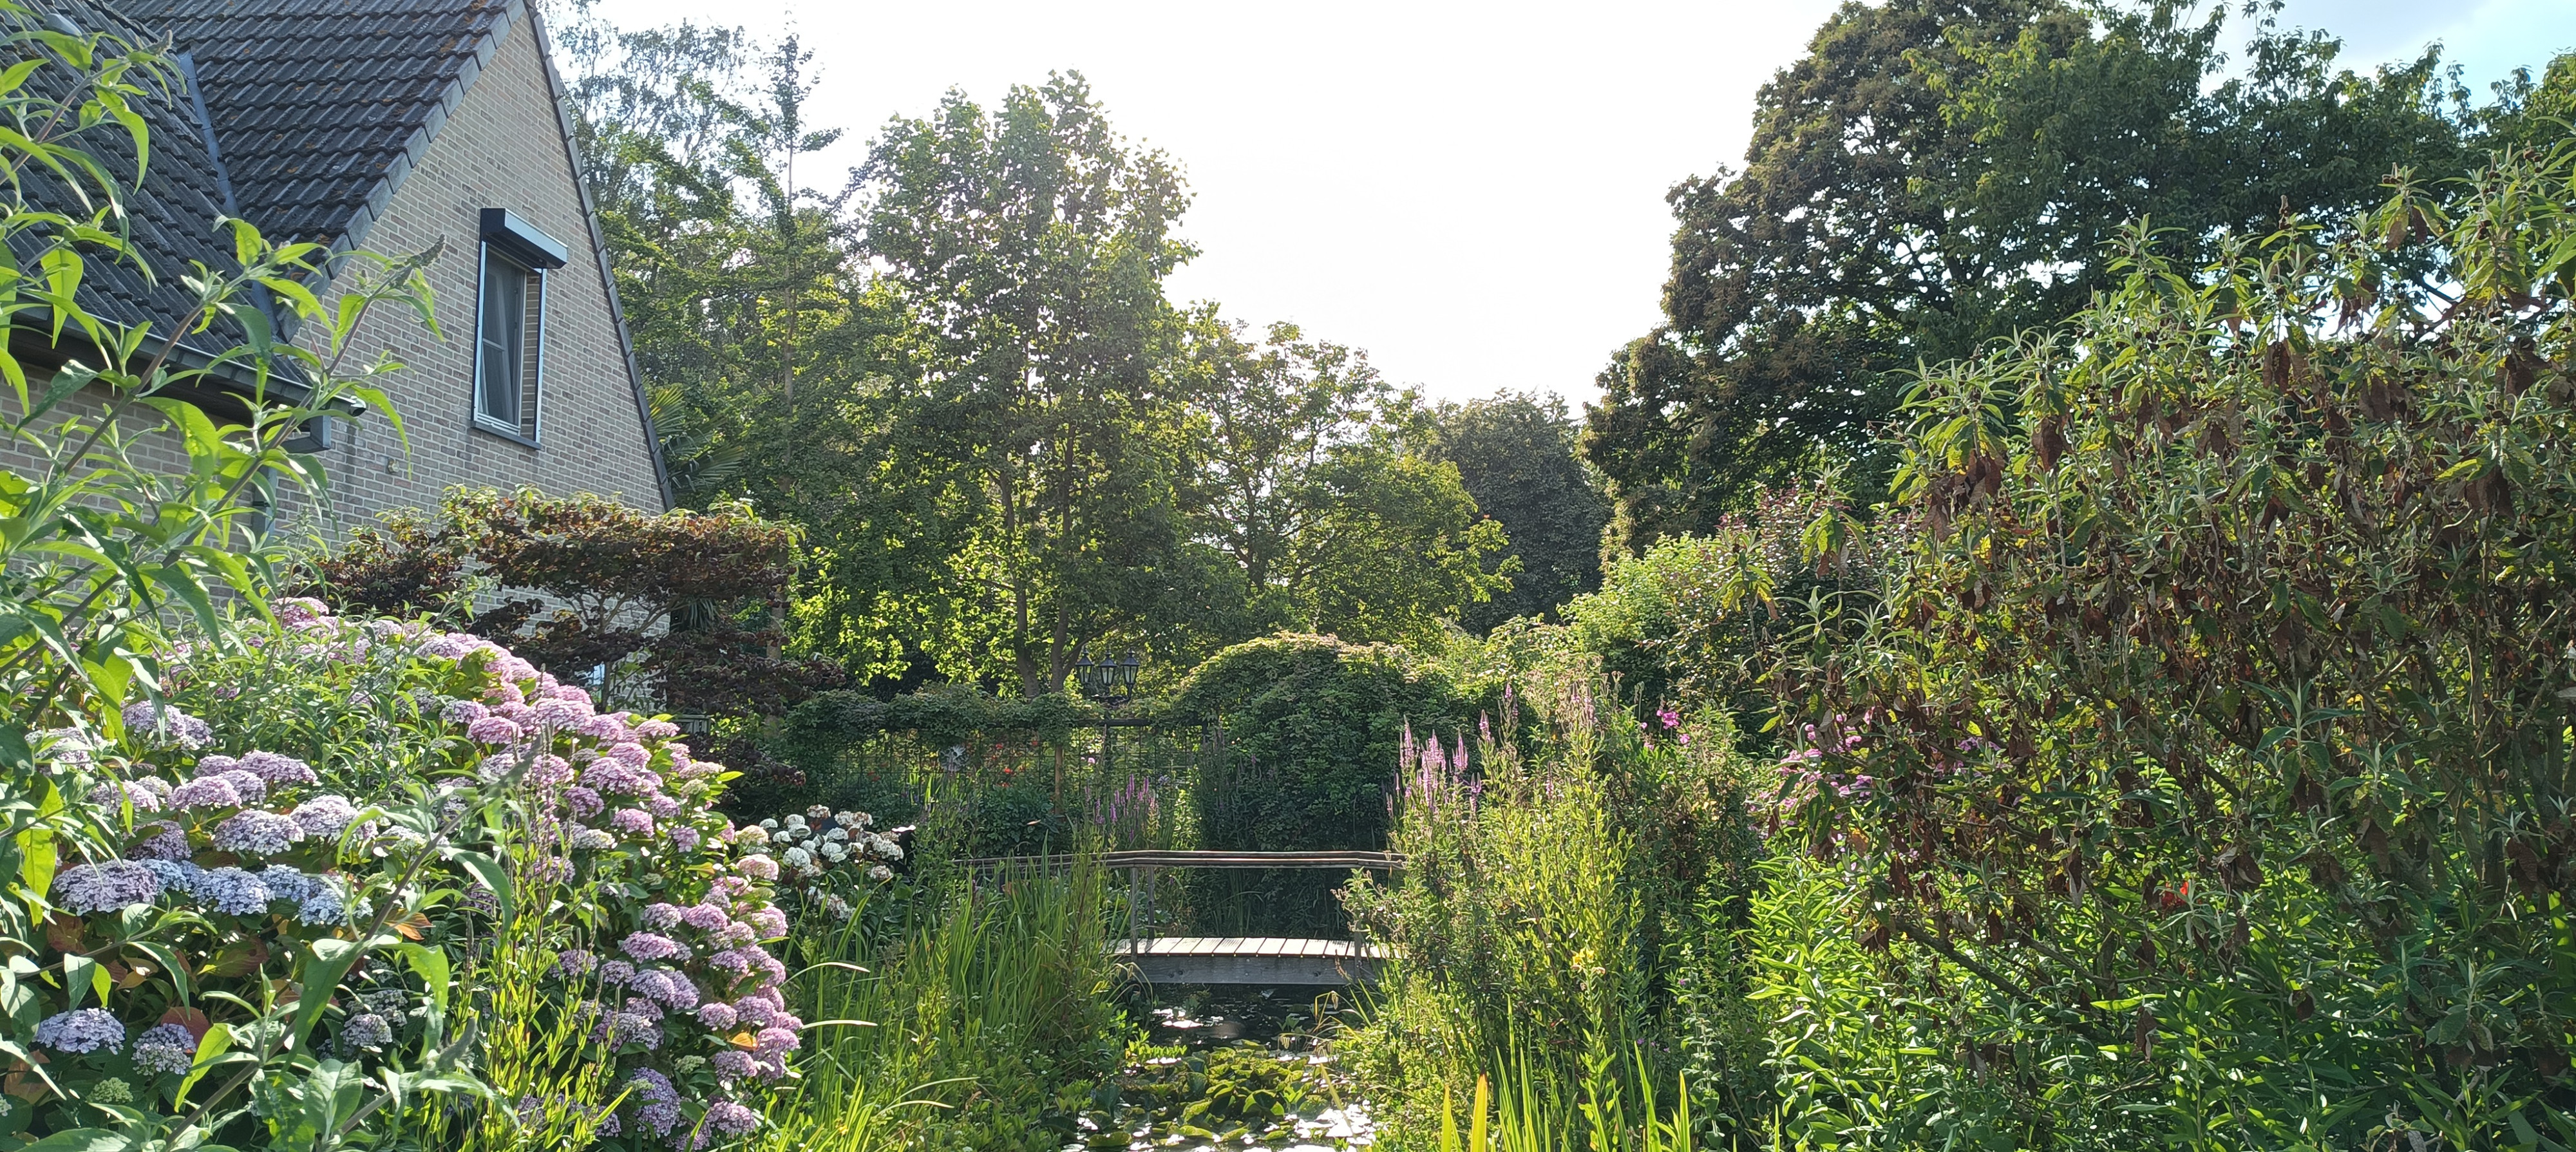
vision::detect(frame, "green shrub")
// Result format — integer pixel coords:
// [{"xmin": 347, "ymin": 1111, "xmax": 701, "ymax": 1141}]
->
[
  {"xmin": 1552, "ymin": 484, "xmax": 1882, "ymax": 744},
  {"xmin": 771, "ymin": 865, "xmax": 1130, "ymax": 1152},
  {"xmin": 1175, "ymin": 633, "xmax": 1477, "ymax": 853},
  {"xmin": 1343, "ymin": 665, "xmax": 1759, "ymax": 1147},
  {"xmin": 1171, "ymin": 632, "xmax": 1479, "ymax": 935},
  {"xmin": 1747, "ymin": 144, "xmax": 2576, "ymax": 1146}
]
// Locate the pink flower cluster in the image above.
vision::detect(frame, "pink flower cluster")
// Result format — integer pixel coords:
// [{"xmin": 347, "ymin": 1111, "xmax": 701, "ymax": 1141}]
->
[{"xmin": 402, "ymin": 616, "xmax": 798, "ymax": 1139}]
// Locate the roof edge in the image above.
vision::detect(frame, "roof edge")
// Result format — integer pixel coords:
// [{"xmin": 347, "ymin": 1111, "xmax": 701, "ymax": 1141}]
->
[
  {"xmin": 527, "ymin": 4, "xmax": 677, "ymax": 513},
  {"xmin": 175, "ymin": 50, "xmax": 295, "ymax": 372},
  {"xmin": 323, "ymin": 0, "xmax": 519, "ymax": 271}
]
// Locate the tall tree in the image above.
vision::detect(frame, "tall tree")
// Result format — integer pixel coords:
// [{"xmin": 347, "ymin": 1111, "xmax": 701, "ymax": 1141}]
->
[
  {"xmin": 1430, "ymin": 392, "xmax": 1607, "ymax": 631},
  {"xmin": 862, "ymin": 73, "xmax": 1200, "ymax": 696},
  {"xmin": 1584, "ymin": 0, "xmax": 2474, "ymax": 550},
  {"xmin": 565, "ymin": 23, "xmax": 962, "ymax": 685},
  {"xmin": 1177, "ymin": 316, "xmax": 1512, "ymax": 649}
]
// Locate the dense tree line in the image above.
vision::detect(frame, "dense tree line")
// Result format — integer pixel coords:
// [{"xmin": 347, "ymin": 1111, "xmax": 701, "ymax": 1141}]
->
[
  {"xmin": 1582, "ymin": 0, "xmax": 2563, "ymax": 551},
  {"xmin": 554, "ymin": 26, "xmax": 1609, "ymax": 694}
]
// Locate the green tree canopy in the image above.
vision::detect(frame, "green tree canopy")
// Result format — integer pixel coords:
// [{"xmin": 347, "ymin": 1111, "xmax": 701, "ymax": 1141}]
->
[
  {"xmin": 1430, "ymin": 391, "xmax": 1608, "ymax": 631},
  {"xmin": 1173, "ymin": 632, "xmax": 1479, "ymax": 853},
  {"xmin": 862, "ymin": 73, "xmax": 1200, "ymax": 697},
  {"xmin": 1584, "ymin": 0, "xmax": 2477, "ymax": 549}
]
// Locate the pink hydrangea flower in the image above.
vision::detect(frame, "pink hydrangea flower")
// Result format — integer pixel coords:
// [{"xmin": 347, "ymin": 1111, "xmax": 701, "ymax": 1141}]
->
[
  {"xmin": 169, "ymin": 777, "xmax": 242, "ymax": 809},
  {"xmin": 618, "ymin": 932, "xmax": 688, "ymax": 962}
]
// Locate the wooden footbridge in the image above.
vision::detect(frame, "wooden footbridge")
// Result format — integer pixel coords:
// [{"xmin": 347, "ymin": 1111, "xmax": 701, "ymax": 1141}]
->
[{"xmin": 957, "ymin": 849, "xmax": 1400, "ymax": 985}]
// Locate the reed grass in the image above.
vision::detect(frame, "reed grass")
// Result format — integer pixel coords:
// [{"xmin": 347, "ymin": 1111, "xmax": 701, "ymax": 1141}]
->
[
  {"xmin": 762, "ymin": 861, "xmax": 1131, "ymax": 1151},
  {"xmin": 1436, "ymin": 1048, "xmax": 1697, "ymax": 1152}
]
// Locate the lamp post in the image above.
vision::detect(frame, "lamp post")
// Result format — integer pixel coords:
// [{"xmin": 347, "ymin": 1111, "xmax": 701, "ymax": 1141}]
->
[{"xmin": 1072, "ymin": 650, "xmax": 1142, "ymax": 779}]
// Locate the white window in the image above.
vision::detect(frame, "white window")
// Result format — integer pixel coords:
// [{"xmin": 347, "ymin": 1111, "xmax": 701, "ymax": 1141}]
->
[{"xmin": 472, "ymin": 209, "xmax": 568, "ymax": 444}]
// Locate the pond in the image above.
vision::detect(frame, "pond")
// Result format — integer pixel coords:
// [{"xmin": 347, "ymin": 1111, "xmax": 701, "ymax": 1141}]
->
[{"xmin": 1071, "ymin": 983, "xmax": 1377, "ymax": 1151}]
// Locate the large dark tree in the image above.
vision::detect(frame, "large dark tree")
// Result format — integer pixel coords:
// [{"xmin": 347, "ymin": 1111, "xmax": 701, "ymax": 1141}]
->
[
  {"xmin": 1430, "ymin": 391, "xmax": 1607, "ymax": 631},
  {"xmin": 1584, "ymin": 0, "xmax": 2472, "ymax": 550}
]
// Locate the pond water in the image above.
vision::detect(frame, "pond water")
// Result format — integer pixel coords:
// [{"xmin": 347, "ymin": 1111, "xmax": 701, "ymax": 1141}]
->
[{"xmin": 1070, "ymin": 984, "xmax": 1377, "ymax": 1151}]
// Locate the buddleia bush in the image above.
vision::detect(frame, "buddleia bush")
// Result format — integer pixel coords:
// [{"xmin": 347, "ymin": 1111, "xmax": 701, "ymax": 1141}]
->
[{"xmin": 1751, "ymin": 141, "xmax": 2576, "ymax": 1148}]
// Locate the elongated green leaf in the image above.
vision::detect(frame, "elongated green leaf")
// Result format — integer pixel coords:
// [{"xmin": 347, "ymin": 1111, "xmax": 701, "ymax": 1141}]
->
[
  {"xmin": 446, "ymin": 849, "xmax": 513, "ymax": 926},
  {"xmin": 173, "ymin": 1021, "xmax": 231, "ymax": 1107}
]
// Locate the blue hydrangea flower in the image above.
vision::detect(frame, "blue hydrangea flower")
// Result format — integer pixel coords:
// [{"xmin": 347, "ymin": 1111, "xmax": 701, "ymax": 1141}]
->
[
  {"xmin": 52, "ymin": 860, "xmax": 161, "ymax": 914},
  {"xmin": 191, "ymin": 866, "xmax": 273, "ymax": 916},
  {"xmin": 257, "ymin": 865, "xmax": 314, "ymax": 903},
  {"xmin": 211, "ymin": 810, "xmax": 304, "ymax": 855},
  {"xmin": 339, "ymin": 1013, "xmax": 393, "ymax": 1053},
  {"xmin": 32, "ymin": 1008, "xmax": 124, "ymax": 1053},
  {"xmin": 131, "ymin": 1023, "xmax": 196, "ymax": 1075},
  {"xmin": 121, "ymin": 703, "xmax": 211, "ymax": 750},
  {"xmin": 296, "ymin": 879, "xmax": 353, "ymax": 927},
  {"xmin": 138, "ymin": 858, "xmax": 203, "ymax": 892}
]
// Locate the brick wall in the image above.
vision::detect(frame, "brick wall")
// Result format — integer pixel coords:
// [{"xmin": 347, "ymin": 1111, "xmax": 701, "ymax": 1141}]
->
[
  {"xmin": 1, "ymin": 8, "xmax": 663, "ymax": 542},
  {"xmin": 299, "ymin": 8, "xmax": 665, "ymax": 532}
]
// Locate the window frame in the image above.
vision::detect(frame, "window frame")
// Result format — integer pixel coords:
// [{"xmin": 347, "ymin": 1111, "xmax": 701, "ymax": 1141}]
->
[{"xmin": 468, "ymin": 209, "xmax": 569, "ymax": 448}]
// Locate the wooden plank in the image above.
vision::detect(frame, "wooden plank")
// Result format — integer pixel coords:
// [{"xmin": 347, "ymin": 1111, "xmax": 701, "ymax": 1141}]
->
[
  {"xmin": 1185, "ymin": 936, "xmax": 1221, "ymax": 956},
  {"xmin": 953, "ymin": 849, "xmax": 1405, "ymax": 872},
  {"xmin": 1123, "ymin": 952, "xmax": 1386, "ymax": 986},
  {"xmin": 1214, "ymin": 936, "xmax": 1247, "ymax": 956}
]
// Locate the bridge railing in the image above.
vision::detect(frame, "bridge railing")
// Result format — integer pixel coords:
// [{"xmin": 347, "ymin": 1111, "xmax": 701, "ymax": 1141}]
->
[{"xmin": 950, "ymin": 849, "xmax": 1403, "ymax": 947}]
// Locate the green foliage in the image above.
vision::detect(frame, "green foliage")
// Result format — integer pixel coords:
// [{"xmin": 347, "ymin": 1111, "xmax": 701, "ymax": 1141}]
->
[
  {"xmin": 1182, "ymin": 317, "xmax": 1515, "ymax": 650},
  {"xmin": 860, "ymin": 73, "xmax": 1200, "ymax": 697},
  {"xmin": 1429, "ymin": 392, "xmax": 1608, "ymax": 633},
  {"xmin": 1551, "ymin": 484, "xmax": 1881, "ymax": 731},
  {"xmin": 1584, "ymin": 0, "xmax": 2482, "ymax": 547},
  {"xmin": 1174, "ymin": 634, "xmax": 1475, "ymax": 855},
  {"xmin": 782, "ymin": 686, "xmax": 1095, "ymax": 757},
  {"xmin": 1343, "ymin": 666, "xmax": 1759, "ymax": 1147},
  {"xmin": 564, "ymin": 24, "xmax": 1527, "ymax": 690},
  {"xmin": 1741, "ymin": 144, "xmax": 2576, "ymax": 1145},
  {"xmin": 2482, "ymin": 52, "xmax": 2576, "ymax": 151},
  {"xmin": 1431, "ymin": 1053, "xmax": 1699, "ymax": 1152},
  {"xmin": 769, "ymin": 866, "xmax": 1130, "ymax": 1152},
  {"xmin": 300, "ymin": 487, "xmax": 840, "ymax": 719}
]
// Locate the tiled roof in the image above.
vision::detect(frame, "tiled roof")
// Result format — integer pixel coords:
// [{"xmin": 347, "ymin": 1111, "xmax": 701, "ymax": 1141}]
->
[
  {"xmin": 118, "ymin": 0, "xmax": 513, "ymax": 250},
  {"xmin": 11, "ymin": 0, "xmax": 261, "ymax": 361}
]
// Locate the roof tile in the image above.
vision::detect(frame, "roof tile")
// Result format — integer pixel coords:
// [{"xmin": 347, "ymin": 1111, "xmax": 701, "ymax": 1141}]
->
[{"xmin": 117, "ymin": 0, "xmax": 509, "ymax": 247}]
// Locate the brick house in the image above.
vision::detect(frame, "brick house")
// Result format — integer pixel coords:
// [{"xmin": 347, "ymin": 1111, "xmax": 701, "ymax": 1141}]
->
[{"xmin": 10, "ymin": 0, "xmax": 670, "ymax": 524}]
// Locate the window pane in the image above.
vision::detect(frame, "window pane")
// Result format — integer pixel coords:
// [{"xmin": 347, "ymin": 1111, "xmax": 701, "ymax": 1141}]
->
[{"xmin": 477, "ymin": 249, "xmax": 527, "ymax": 427}]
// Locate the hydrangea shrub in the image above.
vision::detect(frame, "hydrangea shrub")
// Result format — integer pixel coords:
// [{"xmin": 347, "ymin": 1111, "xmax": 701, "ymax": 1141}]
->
[{"xmin": 9, "ymin": 599, "xmax": 802, "ymax": 1147}]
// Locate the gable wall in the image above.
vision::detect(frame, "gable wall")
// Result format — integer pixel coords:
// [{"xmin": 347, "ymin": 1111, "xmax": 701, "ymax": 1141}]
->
[{"xmin": 292, "ymin": 6, "xmax": 667, "ymax": 532}]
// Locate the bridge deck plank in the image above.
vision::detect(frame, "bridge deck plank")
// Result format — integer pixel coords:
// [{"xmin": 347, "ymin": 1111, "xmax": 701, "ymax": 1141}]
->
[{"xmin": 1108, "ymin": 937, "xmax": 1396, "ymax": 958}]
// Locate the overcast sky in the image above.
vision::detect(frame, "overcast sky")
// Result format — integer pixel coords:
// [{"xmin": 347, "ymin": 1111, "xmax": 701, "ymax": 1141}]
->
[{"xmin": 592, "ymin": 0, "xmax": 2573, "ymax": 406}]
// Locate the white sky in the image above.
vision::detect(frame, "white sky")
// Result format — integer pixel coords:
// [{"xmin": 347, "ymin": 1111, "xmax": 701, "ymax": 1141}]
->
[{"xmin": 592, "ymin": 0, "xmax": 2573, "ymax": 406}]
